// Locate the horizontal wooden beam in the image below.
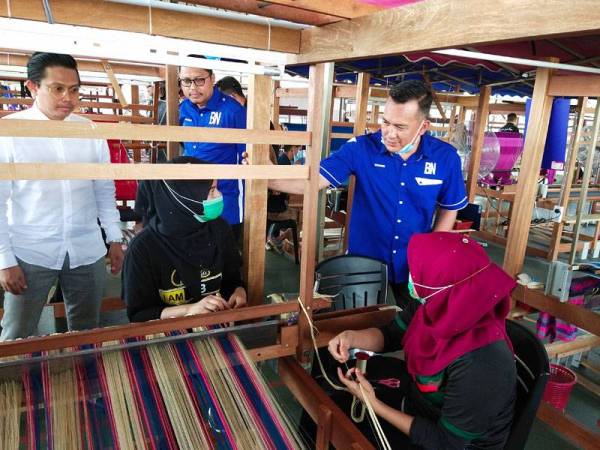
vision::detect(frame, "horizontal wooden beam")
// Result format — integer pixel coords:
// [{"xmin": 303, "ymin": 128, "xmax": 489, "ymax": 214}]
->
[
  {"xmin": 490, "ymin": 103, "xmax": 527, "ymax": 114},
  {"xmin": 0, "ymin": 120, "xmax": 309, "ymax": 144},
  {"xmin": 330, "ymin": 132, "xmax": 354, "ymax": 139},
  {"xmin": 0, "ymin": 163, "xmax": 308, "ymax": 181},
  {"xmin": 537, "ymin": 402, "xmax": 600, "ymax": 450},
  {"xmin": 0, "ymin": 302, "xmax": 300, "ymax": 357},
  {"xmin": 513, "ymin": 285, "xmax": 600, "ymax": 335},
  {"xmin": 0, "ymin": 0, "xmax": 300, "ymax": 53},
  {"xmin": 545, "ymin": 335, "xmax": 600, "ymax": 359},
  {"xmin": 548, "ymin": 74, "xmax": 600, "ymax": 97},
  {"xmin": 292, "ymin": 0, "xmax": 600, "ymax": 64},
  {"xmin": 0, "ymin": 98, "xmax": 153, "ymax": 111},
  {"xmin": 276, "ymin": 85, "xmax": 389, "ymax": 99},
  {"xmin": 263, "ymin": 0, "xmax": 381, "ymax": 19},
  {"xmin": 0, "ymin": 53, "xmax": 162, "ymax": 78},
  {"xmin": 0, "ymin": 111, "xmax": 154, "ymax": 123}
]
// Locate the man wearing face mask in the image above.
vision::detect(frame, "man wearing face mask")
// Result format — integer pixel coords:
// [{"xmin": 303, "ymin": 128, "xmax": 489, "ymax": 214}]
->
[
  {"xmin": 178, "ymin": 59, "xmax": 247, "ymax": 242},
  {"xmin": 266, "ymin": 80, "xmax": 467, "ymax": 306},
  {"xmin": 122, "ymin": 157, "xmax": 246, "ymax": 322}
]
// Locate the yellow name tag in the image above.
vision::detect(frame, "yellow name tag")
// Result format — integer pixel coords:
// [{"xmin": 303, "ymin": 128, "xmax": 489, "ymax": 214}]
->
[{"xmin": 159, "ymin": 287, "xmax": 186, "ymax": 305}]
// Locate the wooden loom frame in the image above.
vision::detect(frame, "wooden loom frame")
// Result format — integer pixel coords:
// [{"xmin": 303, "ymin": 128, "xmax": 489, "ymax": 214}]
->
[
  {"xmin": 0, "ymin": 0, "xmax": 599, "ymax": 447},
  {"xmin": 0, "ymin": 60, "xmax": 382, "ymax": 448}
]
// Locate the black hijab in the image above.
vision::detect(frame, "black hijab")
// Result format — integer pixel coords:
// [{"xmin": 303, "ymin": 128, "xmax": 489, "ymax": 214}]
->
[{"xmin": 144, "ymin": 156, "xmax": 226, "ymax": 288}]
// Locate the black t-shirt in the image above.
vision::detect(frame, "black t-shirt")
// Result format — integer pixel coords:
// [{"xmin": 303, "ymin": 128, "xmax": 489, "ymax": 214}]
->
[
  {"xmin": 379, "ymin": 301, "xmax": 516, "ymax": 450},
  {"xmin": 122, "ymin": 224, "xmax": 243, "ymax": 322},
  {"xmin": 499, "ymin": 123, "xmax": 520, "ymax": 133}
]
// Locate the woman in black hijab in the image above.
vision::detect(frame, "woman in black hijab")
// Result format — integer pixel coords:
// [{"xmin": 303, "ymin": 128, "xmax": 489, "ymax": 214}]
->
[{"xmin": 122, "ymin": 156, "xmax": 246, "ymax": 322}]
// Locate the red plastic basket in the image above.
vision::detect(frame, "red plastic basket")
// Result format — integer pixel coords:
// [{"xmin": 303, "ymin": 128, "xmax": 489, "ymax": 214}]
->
[{"xmin": 542, "ymin": 364, "xmax": 577, "ymax": 412}]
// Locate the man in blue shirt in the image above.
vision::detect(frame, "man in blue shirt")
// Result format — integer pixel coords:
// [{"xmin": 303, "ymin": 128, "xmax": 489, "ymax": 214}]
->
[
  {"xmin": 267, "ymin": 81, "xmax": 467, "ymax": 305},
  {"xmin": 179, "ymin": 64, "xmax": 247, "ymax": 240}
]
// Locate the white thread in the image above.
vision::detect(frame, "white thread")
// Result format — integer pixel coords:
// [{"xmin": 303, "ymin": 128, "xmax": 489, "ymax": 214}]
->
[
  {"xmin": 162, "ymin": 180, "xmax": 200, "ymax": 216},
  {"xmin": 163, "ymin": 180, "xmax": 204, "ymax": 204},
  {"xmin": 6, "ymin": 0, "xmax": 12, "ymax": 18},
  {"xmin": 297, "ymin": 296, "xmax": 392, "ymax": 450}
]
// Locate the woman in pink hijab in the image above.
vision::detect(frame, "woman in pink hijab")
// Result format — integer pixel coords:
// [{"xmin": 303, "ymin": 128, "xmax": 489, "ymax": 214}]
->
[{"xmin": 328, "ymin": 232, "xmax": 517, "ymax": 449}]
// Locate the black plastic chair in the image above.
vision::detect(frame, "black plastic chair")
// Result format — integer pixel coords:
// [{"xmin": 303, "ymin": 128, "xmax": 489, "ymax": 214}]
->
[
  {"xmin": 310, "ymin": 255, "xmax": 389, "ymax": 397},
  {"xmin": 314, "ymin": 255, "xmax": 388, "ymax": 311},
  {"xmin": 504, "ymin": 320, "xmax": 550, "ymax": 450}
]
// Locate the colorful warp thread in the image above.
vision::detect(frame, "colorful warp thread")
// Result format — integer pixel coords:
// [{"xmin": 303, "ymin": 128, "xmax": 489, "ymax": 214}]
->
[
  {"xmin": 0, "ymin": 330, "xmax": 304, "ymax": 450},
  {"xmin": 536, "ymin": 295, "xmax": 584, "ymax": 342}
]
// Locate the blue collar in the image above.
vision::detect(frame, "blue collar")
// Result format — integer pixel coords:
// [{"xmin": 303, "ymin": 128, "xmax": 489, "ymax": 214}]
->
[
  {"xmin": 206, "ymin": 87, "xmax": 225, "ymax": 111},
  {"xmin": 187, "ymin": 86, "xmax": 224, "ymax": 112}
]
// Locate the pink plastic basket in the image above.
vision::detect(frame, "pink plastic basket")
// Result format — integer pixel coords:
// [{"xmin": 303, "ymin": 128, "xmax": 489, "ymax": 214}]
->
[{"xmin": 542, "ymin": 364, "xmax": 577, "ymax": 412}]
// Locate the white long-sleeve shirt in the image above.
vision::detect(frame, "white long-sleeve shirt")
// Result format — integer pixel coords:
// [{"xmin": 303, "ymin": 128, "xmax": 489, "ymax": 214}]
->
[{"xmin": 0, "ymin": 103, "xmax": 121, "ymax": 270}]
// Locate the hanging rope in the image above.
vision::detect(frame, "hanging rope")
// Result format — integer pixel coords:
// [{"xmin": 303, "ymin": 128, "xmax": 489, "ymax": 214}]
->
[
  {"xmin": 297, "ymin": 295, "xmax": 392, "ymax": 450},
  {"xmin": 264, "ymin": 17, "xmax": 272, "ymax": 52}
]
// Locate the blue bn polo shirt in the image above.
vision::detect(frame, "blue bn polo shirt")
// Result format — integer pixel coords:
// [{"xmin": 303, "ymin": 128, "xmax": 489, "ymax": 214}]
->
[
  {"xmin": 179, "ymin": 88, "xmax": 247, "ymax": 225},
  {"xmin": 320, "ymin": 130, "xmax": 467, "ymax": 283}
]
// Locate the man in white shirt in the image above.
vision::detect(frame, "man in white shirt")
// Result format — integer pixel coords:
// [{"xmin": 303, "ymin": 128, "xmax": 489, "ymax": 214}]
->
[{"xmin": 0, "ymin": 52, "xmax": 124, "ymax": 339}]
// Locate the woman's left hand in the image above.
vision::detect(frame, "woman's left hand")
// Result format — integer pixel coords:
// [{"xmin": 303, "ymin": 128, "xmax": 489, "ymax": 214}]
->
[
  {"xmin": 228, "ymin": 287, "xmax": 247, "ymax": 308},
  {"xmin": 337, "ymin": 367, "xmax": 376, "ymax": 404}
]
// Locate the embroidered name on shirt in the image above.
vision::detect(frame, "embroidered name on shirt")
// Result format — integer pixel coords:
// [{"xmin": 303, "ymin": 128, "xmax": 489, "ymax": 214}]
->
[
  {"xmin": 184, "ymin": 118, "xmax": 192, "ymax": 123},
  {"xmin": 424, "ymin": 162, "xmax": 437, "ymax": 175},
  {"xmin": 374, "ymin": 163, "xmax": 386, "ymax": 168},
  {"xmin": 209, "ymin": 112, "xmax": 222, "ymax": 125}
]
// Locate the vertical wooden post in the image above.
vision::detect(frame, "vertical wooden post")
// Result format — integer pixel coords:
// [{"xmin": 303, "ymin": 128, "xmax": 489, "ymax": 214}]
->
[
  {"xmin": 297, "ymin": 63, "xmax": 334, "ymax": 361},
  {"xmin": 548, "ymin": 97, "xmax": 588, "ymax": 261},
  {"xmin": 130, "ymin": 84, "xmax": 141, "ymax": 162},
  {"xmin": 343, "ymin": 72, "xmax": 370, "ymax": 252},
  {"xmin": 503, "ymin": 66, "xmax": 555, "ymax": 277},
  {"xmin": 447, "ymin": 83, "xmax": 461, "ymax": 141},
  {"xmin": 372, "ymin": 104, "xmax": 380, "ymax": 124},
  {"xmin": 243, "ymin": 74, "xmax": 272, "ymax": 307},
  {"xmin": 316, "ymin": 84, "xmax": 336, "ymax": 262},
  {"xmin": 271, "ymin": 80, "xmax": 281, "ymax": 130},
  {"xmin": 466, "ymin": 85, "xmax": 491, "ymax": 203},
  {"xmin": 165, "ymin": 65, "xmax": 179, "ymax": 160},
  {"xmin": 569, "ymin": 100, "xmax": 600, "ymax": 265},
  {"xmin": 101, "ymin": 60, "xmax": 128, "ymax": 108},
  {"xmin": 152, "ymin": 82, "xmax": 160, "ymax": 123}
]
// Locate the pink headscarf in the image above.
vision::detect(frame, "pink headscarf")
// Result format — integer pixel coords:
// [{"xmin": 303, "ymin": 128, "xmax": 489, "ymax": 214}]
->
[{"xmin": 402, "ymin": 232, "xmax": 516, "ymax": 377}]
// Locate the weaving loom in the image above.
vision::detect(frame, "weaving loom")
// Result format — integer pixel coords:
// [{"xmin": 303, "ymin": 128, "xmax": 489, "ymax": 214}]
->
[
  {"xmin": 0, "ymin": 326, "xmax": 305, "ymax": 450},
  {"xmin": 0, "ymin": 301, "xmax": 394, "ymax": 450}
]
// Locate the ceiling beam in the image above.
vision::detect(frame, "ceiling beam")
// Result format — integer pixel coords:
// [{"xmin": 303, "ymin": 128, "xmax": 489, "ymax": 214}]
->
[
  {"xmin": 0, "ymin": 0, "xmax": 300, "ymax": 53},
  {"xmin": 185, "ymin": 0, "xmax": 339, "ymax": 26},
  {"xmin": 547, "ymin": 38, "xmax": 600, "ymax": 68},
  {"xmin": 0, "ymin": 53, "xmax": 162, "ymax": 77},
  {"xmin": 262, "ymin": 0, "xmax": 382, "ymax": 19},
  {"xmin": 291, "ymin": 0, "xmax": 600, "ymax": 64}
]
